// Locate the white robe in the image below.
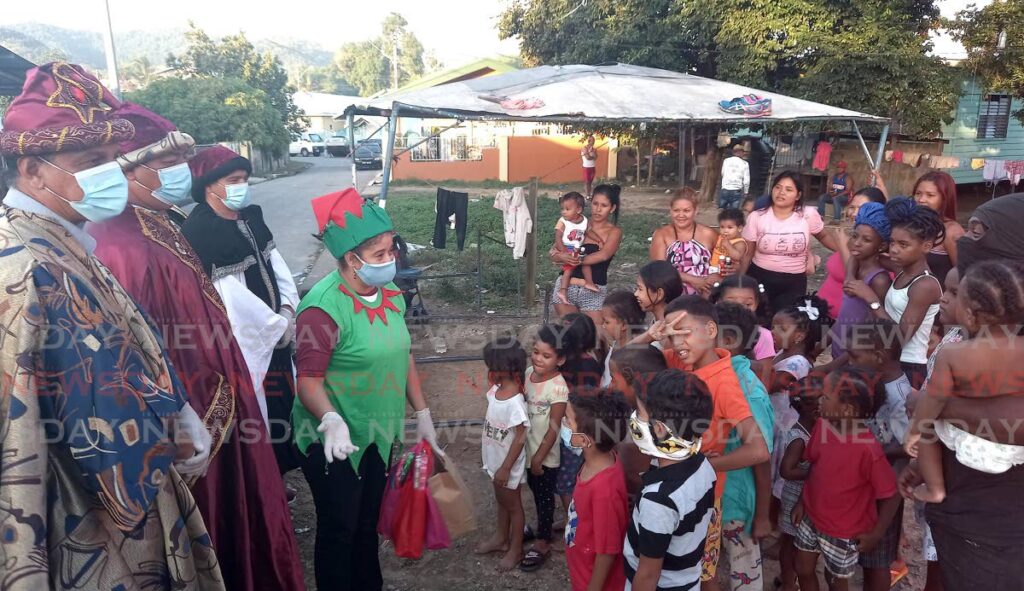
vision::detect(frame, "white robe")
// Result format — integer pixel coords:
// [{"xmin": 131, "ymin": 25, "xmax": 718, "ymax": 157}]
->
[{"xmin": 213, "ymin": 248, "xmax": 298, "ymax": 428}]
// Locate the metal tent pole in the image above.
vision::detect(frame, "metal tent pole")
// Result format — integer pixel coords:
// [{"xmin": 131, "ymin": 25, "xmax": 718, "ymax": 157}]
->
[
  {"xmin": 346, "ymin": 111, "xmax": 357, "ymax": 188},
  {"xmin": 378, "ymin": 106, "xmax": 401, "ymax": 209},
  {"xmin": 874, "ymin": 124, "xmax": 890, "ymax": 172},
  {"xmin": 851, "ymin": 120, "xmax": 876, "ymax": 170}
]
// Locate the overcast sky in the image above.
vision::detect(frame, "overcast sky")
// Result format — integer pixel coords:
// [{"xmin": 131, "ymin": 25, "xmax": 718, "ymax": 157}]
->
[{"xmin": 3, "ymin": 0, "xmax": 988, "ymax": 65}]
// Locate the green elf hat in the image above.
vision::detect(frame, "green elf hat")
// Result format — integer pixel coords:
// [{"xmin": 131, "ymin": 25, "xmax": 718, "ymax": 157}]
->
[{"xmin": 312, "ymin": 188, "xmax": 394, "ymax": 258}]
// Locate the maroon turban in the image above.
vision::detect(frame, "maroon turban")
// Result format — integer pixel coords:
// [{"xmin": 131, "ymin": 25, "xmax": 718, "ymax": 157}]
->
[
  {"xmin": 188, "ymin": 145, "xmax": 252, "ymax": 203},
  {"xmin": 0, "ymin": 62, "xmax": 134, "ymax": 156}
]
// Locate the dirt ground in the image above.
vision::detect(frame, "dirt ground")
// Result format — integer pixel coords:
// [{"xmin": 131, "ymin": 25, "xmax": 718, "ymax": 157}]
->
[{"xmin": 287, "ymin": 183, "xmax": 936, "ymax": 590}]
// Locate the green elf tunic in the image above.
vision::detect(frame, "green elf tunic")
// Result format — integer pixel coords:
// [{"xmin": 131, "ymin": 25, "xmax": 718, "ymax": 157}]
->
[{"xmin": 291, "ymin": 270, "xmax": 410, "ymax": 469}]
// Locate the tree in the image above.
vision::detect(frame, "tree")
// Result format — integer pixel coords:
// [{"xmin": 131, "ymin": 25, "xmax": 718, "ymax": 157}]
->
[
  {"xmin": 499, "ymin": 0, "xmax": 960, "ymax": 137},
  {"xmin": 330, "ymin": 12, "xmax": 427, "ymax": 96},
  {"xmin": 121, "ymin": 56, "xmax": 159, "ymax": 91},
  {"xmin": 167, "ymin": 24, "xmax": 304, "ymax": 133},
  {"xmin": 953, "ymin": 0, "xmax": 1024, "ymax": 124},
  {"xmin": 127, "ymin": 77, "xmax": 290, "ymax": 152}
]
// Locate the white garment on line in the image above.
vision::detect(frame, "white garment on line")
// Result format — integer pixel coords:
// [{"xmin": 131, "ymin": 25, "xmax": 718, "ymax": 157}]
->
[
  {"xmin": 494, "ymin": 187, "xmax": 533, "ymax": 259},
  {"xmin": 212, "ymin": 248, "xmax": 298, "ymax": 430},
  {"xmin": 983, "ymin": 159, "xmax": 1008, "ymax": 182}
]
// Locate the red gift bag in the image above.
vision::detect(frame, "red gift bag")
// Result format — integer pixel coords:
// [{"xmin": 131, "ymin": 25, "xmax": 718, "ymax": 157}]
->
[{"xmin": 380, "ymin": 440, "xmax": 451, "ymax": 559}]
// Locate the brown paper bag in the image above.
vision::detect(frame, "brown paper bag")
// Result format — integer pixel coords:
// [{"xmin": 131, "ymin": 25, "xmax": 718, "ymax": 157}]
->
[{"xmin": 428, "ymin": 452, "xmax": 477, "ymax": 539}]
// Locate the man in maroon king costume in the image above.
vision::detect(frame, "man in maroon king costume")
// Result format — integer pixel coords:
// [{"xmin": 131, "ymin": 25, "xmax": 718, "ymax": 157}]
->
[{"xmin": 87, "ymin": 103, "xmax": 305, "ymax": 591}]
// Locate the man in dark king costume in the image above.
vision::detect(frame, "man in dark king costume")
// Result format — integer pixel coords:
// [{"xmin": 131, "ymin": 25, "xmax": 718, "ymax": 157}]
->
[{"xmin": 0, "ymin": 63, "xmax": 223, "ymax": 589}]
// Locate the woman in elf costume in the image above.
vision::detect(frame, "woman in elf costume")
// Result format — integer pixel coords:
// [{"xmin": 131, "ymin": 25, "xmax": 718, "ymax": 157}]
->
[{"xmin": 292, "ymin": 188, "xmax": 440, "ymax": 590}]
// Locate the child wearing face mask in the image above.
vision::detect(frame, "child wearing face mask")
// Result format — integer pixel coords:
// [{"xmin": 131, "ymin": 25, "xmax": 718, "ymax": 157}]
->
[
  {"xmin": 624, "ymin": 369, "xmax": 717, "ymax": 591},
  {"xmin": 562, "ymin": 388, "xmax": 632, "ymax": 591},
  {"xmin": 609, "ymin": 344, "xmax": 669, "ymax": 500}
]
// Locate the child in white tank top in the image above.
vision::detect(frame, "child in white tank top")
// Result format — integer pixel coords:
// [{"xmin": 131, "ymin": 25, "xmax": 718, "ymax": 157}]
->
[{"xmin": 555, "ymin": 192, "xmax": 597, "ymax": 304}]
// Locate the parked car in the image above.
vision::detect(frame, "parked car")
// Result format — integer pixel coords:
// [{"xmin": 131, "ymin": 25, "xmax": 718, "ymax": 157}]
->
[
  {"xmin": 354, "ymin": 142, "xmax": 383, "ymax": 170},
  {"xmin": 289, "ymin": 132, "xmax": 325, "ymax": 157},
  {"xmin": 326, "ymin": 131, "xmax": 350, "ymax": 157}
]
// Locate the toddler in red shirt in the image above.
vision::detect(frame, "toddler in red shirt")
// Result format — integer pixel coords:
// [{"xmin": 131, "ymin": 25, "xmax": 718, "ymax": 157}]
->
[
  {"xmin": 792, "ymin": 367, "xmax": 900, "ymax": 590},
  {"xmin": 562, "ymin": 388, "xmax": 632, "ymax": 591}
]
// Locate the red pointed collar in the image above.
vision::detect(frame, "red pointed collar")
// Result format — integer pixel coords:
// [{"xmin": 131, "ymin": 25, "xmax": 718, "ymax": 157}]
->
[{"xmin": 337, "ymin": 282, "xmax": 402, "ymax": 325}]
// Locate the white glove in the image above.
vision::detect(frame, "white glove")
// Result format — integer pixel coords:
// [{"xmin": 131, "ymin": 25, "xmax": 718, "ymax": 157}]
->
[
  {"xmin": 318, "ymin": 411, "xmax": 359, "ymax": 464},
  {"xmin": 174, "ymin": 404, "xmax": 212, "ymax": 478},
  {"xmin": 415, "ymin": 408, "xmax": 442, "ymax": 456}
]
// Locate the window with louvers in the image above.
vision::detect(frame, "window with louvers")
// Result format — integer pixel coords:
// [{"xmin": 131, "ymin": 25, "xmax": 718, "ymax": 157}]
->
[{"xmin": 977, "ymin": 93, "xmax": 1011, "ymax": 139}]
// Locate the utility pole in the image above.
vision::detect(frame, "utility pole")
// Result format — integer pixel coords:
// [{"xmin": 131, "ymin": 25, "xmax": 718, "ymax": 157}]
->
[
  {"xmin": 101, "ymin": 0, "xmax": 122, "ymax": 98},
  {"xmin": 390, "ymin": 31, "xmax": 401, "ymax": 91}
]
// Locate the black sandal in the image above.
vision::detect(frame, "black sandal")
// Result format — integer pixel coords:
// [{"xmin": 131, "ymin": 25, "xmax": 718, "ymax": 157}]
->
[{"xmin": 518, "ymin": 548, "xmax": 549, "ymax": 572}]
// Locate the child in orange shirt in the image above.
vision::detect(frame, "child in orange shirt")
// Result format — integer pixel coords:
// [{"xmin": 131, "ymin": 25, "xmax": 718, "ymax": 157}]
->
[
  {"xmin": 653, "ymin": 295, "xmax": 771, "ymax": 589},
  {"xmin": 710, "ymin": 208, "xmax": 748, "ymax": 275}
]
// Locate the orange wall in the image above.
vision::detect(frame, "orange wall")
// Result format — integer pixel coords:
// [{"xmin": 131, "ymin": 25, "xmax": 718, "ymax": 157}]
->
[
  {"xmin": 391, "ymin": 147, "xmax": 500, "ymax": 182},
  {"xmin": 507, "ymin": 136, "xmax": 609, "ymax": 184}
]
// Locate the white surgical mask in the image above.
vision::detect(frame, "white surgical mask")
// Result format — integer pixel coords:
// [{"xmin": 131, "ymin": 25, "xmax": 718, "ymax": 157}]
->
[
  {"xmin": 41, "ymin": 158, "xmax": 129, "ymax": 223},
  {"xmin": 560, "ymin": 425, "xmax": 584, "ymax": 456},
  {"xmin": 220, "ymin": 182, "xmax": 251, "ymax": 211},
  {"xmin": 142, "ymin": 161, "xmax": 193, "ymax": 206}
]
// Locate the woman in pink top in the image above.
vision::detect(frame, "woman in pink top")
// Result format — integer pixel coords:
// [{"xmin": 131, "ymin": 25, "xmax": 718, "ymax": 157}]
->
[
  {"xmin": 817, "ymin": 187, "xmax": 888, "ymax": 319},
  {"xmin": 740, "ymin": 171, "xmax": 840, "ymax": 314}
]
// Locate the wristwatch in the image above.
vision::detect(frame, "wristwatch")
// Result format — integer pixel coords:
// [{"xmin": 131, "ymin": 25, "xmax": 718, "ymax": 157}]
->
[{"xmin": 869, "ymin": 301, "xmax": 881, "ymax": 311}]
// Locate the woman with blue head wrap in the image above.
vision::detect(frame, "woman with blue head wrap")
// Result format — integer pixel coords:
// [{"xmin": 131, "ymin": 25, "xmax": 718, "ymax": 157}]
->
[{"xmin": 828, "ymin": 201, "xmax": 894, "ymax": 358}]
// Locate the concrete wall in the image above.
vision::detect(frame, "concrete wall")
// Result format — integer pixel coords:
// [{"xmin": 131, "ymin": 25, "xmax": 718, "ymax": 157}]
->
[
  {"xmin": 388, "ymin": 136, "xmax": 613, "ymax": 184},
  {"xmin": 391, "ymin": 146, "xmax": 501, "ymax": 182},
  {"xmin": 216, "ymin": 141, "xmax": 290, "ymax": 178},
  {"xmin": 506, "ymin": 136, "xmax": 610, "ymax": 184},
  {"xmin": 942, "ymin": 78, "xmax": 1024, "ymax": 184}
]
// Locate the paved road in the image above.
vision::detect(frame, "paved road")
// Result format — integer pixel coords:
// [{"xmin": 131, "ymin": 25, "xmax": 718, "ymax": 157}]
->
[{"xmin": 251, "ymin": 156, "xmax": 380, "ymax": 283}]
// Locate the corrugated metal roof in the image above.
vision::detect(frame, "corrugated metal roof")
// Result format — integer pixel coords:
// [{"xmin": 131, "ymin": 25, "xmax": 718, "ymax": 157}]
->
[{"xmin": 346, "ymin": 63, "xmax": 887, "ymax": 124}]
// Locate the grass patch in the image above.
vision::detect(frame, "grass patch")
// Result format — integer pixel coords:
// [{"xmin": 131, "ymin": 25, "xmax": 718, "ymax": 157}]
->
[{"xmin": 386, "ymin": 192, "xmax": 664, "ymax": 310}]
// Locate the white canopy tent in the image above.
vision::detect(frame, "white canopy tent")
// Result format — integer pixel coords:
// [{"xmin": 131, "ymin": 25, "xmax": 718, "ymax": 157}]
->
[{"xmin": 341, "ymin": 64, "xmax": 890, "ymax": 206}]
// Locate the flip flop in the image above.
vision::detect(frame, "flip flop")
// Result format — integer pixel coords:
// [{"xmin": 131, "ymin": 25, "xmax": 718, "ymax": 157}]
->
[
  {"xmin": 518, "ymin": 548, "xmax": 549, "ymax": 572},
  {"xmin": 890, "ymin": 559, "xmax": 909, "ymax": 587}
]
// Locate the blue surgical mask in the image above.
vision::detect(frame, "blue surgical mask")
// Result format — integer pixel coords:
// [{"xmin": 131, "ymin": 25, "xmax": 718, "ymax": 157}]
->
[
  {"xmin": 41, "ymin": 158, "xmax": 129, "ymax": 223},
  {"xmin": 354, "ymin": 254, "xmax": 397, "ymax": 287},
  {"xmin": 220, "ymin": 182, "xmax": 252, "ymax": 211},
  {"xmin": 560, "ymin": 425, "xmax": 584, "ymax": 456},
  {"xmin": 143, "ymin": 162, "xmax": 192, "ymax": 206}
]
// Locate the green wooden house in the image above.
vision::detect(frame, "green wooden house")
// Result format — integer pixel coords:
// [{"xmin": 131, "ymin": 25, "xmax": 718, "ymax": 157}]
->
[{"xmin": 943, "ymin": 77, "xmax": 1024, "ymax": 184}]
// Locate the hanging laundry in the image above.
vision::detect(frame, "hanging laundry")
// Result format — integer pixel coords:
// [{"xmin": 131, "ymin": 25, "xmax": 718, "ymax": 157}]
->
[
  {"xmin": 930, "ymin": 156, "xmax": 962, "ymax": 169},
  {"xmin": 433, "ymin": 188, "xmax": 469, "ymax": 250},
  {"xmin": 971, "ymin": 158, "xmax": 986, "ymax": 170},
  {"xmin": 983, "ymin": 159, "xmax": 1008, "ymax": 183},
  {"xmin": 885, "ymin": 150, "xmax": 895, "ymax": 162},
  {"xmin": 493, "ymin": 187, "xmax": 533, "ymax": 260},
  {"xmin": 812, "ymin": 140, "xmax": 832, "ymax": 171},
  {"xmin": 906, "ymin": 152, "xmax": 925, "ymax": 166},
  {"xmin": 893, "ymin": 151, "xmax": 904, "ymax": 164},
  {"xmin": 1004, "ymin": 161, "xmax": 1024, "ymax": 186}
]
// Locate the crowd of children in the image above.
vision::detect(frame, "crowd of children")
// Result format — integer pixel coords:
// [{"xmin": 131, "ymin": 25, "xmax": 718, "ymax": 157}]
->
[{"xmin": 471, "ymin": 179, "xmax": 1024, "ymax": 591}]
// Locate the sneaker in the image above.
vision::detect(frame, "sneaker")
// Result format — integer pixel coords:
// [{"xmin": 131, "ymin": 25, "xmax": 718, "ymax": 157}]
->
[{"xmin": 719, "ymin": 95, "xmax": 773, "ymax": 117}]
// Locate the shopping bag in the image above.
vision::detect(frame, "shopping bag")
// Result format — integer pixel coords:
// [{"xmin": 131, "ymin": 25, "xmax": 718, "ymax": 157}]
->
[
  {"xmin": 425, "ymin": 483, "xmax": 451, "ymax": 550},
  {"xmin": 377, "ymin": 452, "xmax": 409, "ymax": 540},
  {"xmin": 428, "ymin": 451, "xmax": 478, "ymax": 539}
]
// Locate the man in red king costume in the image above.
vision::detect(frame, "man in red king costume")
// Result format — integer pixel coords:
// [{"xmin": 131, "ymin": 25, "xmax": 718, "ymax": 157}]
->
[{"xmin": 87, "ymin": 102, "xmax": 305, "ymax": 591}]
